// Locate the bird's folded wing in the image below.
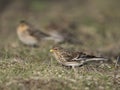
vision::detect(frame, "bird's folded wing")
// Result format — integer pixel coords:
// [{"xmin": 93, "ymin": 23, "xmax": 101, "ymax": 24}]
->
[
  {"xmin": 72, "ymin": 52, "xmax": 108, "ymax": 62},
  {"xmin": 28, "ymin": 28, "xmax": 50, "ymax": 39}
]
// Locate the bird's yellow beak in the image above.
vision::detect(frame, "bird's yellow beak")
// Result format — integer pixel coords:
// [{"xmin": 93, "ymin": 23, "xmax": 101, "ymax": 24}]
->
[{"xmin": 50, "ymin": 49, "xmax": 54, "ymax": 52}]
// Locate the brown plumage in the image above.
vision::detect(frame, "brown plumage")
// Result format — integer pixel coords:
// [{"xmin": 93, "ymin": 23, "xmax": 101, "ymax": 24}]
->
[{"xmin": 50, "ymin": 46, "xmax": 108, "ymax": 67}]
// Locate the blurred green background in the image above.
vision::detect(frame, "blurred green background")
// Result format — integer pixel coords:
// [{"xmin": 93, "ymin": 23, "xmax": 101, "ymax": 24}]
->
[{"xmin": 0, "ymin": 0, "xmax": 120, "ymax": 57}]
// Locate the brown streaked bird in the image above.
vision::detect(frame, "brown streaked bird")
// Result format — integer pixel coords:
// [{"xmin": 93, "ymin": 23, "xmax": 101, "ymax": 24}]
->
[
  {"xmin": 17, "ymin": 20, "xmax": 61, "ymax": 47},
  {"xmin": 50, "ymin": 46, "xmax": 108, "ymax": 68}
]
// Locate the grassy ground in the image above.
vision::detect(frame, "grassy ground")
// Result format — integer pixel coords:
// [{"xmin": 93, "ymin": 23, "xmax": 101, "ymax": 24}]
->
[
  {"xmin": 0, "ymin": 0, "xmax": 120, "ymax": 90},
  {"xmin": 0, "ymin": 39, "xmax": 119, "ymax": 90}
]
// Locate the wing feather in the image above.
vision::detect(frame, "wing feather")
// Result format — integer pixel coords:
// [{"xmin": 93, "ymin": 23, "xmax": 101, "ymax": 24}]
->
[{"xmin": 28, "ymin": 28, "xmax": 50, "ymax": 40}]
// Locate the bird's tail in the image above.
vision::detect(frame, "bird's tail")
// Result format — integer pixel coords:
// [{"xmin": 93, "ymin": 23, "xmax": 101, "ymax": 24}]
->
[
  {"xmin": 74, "ymin": 57, "xmax": 109, "ymax": 67},
  {"xmin": 77, "ymin": 57, "xmax": 108, "ymax": 66},
  {"xmin": 73, "ymin": 57, "xmax": 109, "ymax": 63},
  {"xmin": 84, "ymin": 57, "xmax": 108, "ymax": 62}
]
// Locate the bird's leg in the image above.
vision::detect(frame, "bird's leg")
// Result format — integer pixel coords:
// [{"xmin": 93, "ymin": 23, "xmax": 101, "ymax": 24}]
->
[
  {"xmin": 72, "ymin": 66, "xmax": 75, "ymax": 72},
  {"xmin": 72, "ymin": 66, "xmax": 78, "ymax": 79}
]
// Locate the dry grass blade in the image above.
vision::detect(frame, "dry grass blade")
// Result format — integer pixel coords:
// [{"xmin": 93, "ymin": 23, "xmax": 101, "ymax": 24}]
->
[{"xmin": 113, "ymin": 56, "xmax": 120, "ymax": 84}]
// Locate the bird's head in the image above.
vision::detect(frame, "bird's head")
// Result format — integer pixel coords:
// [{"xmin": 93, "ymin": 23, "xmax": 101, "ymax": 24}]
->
[
  {"xmin": 19, "ymin": 20, "xmax": 29, "ymax": 26},
  {"xmin": 50, "ymin": 46, "xmax": 67, "ymax": 62},
  {"xmin": 50, "ymin": 46, "xmax": 63, "ymax": 53},
  {"xmin": 18, "ymin": 20, "xmax": 30, "ymax": 32}
]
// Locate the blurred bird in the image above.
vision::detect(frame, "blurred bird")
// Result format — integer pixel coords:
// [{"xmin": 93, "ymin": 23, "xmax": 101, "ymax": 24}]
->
[
  {"xmin": 17, "ymin": 20, "xmax": 62, "ymax": 47},
  {"xmin": 50, "ymin": 46, "xmax": 108, "ymax": 68},
  {"xmin": 45, "ymin": 20, "xmax": 82, "ymax": 44}
]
